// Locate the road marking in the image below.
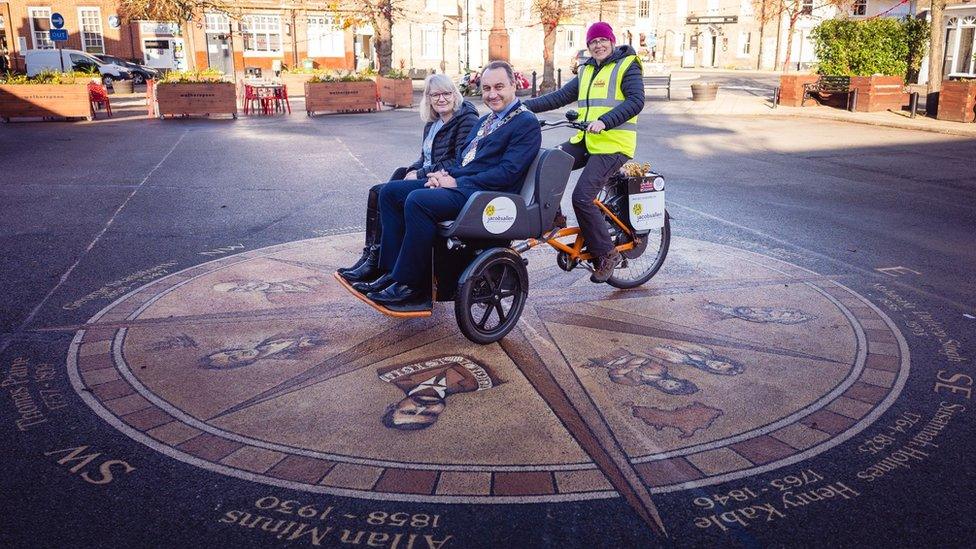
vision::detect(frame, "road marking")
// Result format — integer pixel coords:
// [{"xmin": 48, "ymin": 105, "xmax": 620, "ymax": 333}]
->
[{"xmin": 0, "ymin": 130, "xmax": 189, "ymax": 355}]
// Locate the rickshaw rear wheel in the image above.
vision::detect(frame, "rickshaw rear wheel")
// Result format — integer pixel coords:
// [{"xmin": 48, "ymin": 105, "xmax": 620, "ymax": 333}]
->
[{"xmin": 455, "ymin": 248, "xmax": 529, "ymax": 344}]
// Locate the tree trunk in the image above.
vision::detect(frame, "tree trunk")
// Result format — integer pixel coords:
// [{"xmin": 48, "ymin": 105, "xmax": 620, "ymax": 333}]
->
[
  {"xmin": 926, "ymin": 0, "xmax": 945, "ymax": 113},
  {"xmin": 541, "ymin": 21, "xmax": 558, "ymax": 93},
  {"xmin": 781, "ymin": 12, "xmax": 800, "ymax": 72},
  {"xmin": 372, "ymin": 5, "xmax": 394, "ymax": 74}
]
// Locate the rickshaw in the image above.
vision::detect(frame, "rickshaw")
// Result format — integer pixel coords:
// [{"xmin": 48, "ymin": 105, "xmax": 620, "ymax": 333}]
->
[{"xmin": 334, "ymin": 111, "xmax": 671, "ymax": 344}]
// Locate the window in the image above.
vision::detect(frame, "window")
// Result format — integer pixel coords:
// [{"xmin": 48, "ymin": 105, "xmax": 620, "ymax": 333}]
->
[
  {"xmin": 421, "ymin": 26, "xmax": 439, "ymax": 58},
  {"xmin": 638, "ymin": 0, "xmax": 651, "ymax": 19},
  {"xmin": 738, "ymin": 32, "xmax": 751, "ymax": 57},
  {"xmin": 242, "ymin": 14, "xmax": 282, "ymax": 54},
  {"xmin": 205, "ymin": 12, "xmax": 230, "ymax": 34},
  {"xmin": 944, "ymin": 15, "xmax": 976, "ymax": 76},
  {"xmin": 851, "ymin": 0, "xmax": 867, "ymax": 16},
  {"xmin": 307, "ymin": 16, "xmax": 344, "ymax": 57},
  {"xmin": 801, "ymin": 0, "xmax": 814, "ymax": 16},
  {"xmin": 29, "ymin": 7, "xmax": 54, "ymax": 49},
  {"xmin": 69, "ymin": 52, "xmax": 99, "ymax": 72},
  {"xmin": 78, "ymin": 7, "xmax": 104, "ymax": 54}
]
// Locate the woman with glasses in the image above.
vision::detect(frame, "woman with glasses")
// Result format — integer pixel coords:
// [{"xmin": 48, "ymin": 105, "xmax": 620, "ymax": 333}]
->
[
  {"xmin": 524, "ymin": 22, "xmax": 645, "ymax": 284},
  {"xmin": 339, "ymin": 74, "xmax": 478, "ymax": 283}
]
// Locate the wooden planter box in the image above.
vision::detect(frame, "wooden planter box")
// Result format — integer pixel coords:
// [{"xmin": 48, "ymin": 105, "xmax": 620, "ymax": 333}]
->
[
  {"xmin": 936, "ymin": 80, "xmax": 976, "ymax": 123},
  {"xmin": 155, "ymin": 82, "xmax": 237, "ymax": 119},
  {"xmin": 377, "ymin": 76, "xmax": 413, "ymax": 107},
  {"xmin": 0, "ymin": 83, "xmax": 92, "ymax": 121},
  {"xmin": 279, "ymin": 73, "xmax": 314, "ymax": 98},
  {"xmin": 305, "ymin": 81, "xmax": 377, "ymax": 116},
  {"xmin": 777, "ymin": 74, "xmax": 818, "ymax": 107},
  {"xmin": 850, "ymin": 76, "xmax": 907, "ymax": 113}
]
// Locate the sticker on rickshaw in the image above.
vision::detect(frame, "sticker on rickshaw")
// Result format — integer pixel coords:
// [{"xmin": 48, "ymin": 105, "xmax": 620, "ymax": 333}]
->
[
  {"xmin": 482, "ymin": 196, "xmax": 518, "ymax": 234},
  {"xmin": 629, "ymin": 176, "xmax": 665, "ymax": 230}
]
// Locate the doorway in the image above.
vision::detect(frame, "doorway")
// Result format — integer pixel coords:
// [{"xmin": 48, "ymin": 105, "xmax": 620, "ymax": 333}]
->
[{"xmin": 206, "ymin": 33, "xmax": 233, "ymax": 75}]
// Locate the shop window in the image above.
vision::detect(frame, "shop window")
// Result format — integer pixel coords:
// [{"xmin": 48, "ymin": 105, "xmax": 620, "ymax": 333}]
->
[
  {"xmin": 242, "ymin": 14, "xmax": 282, "ymax": 54},
  {"xmin": 78, "ymin": 7, "xmax": 104, "ymax": 54},
  {"xmin": 29, "ymin": 7, "xmax": 54, "ymax": 49},
  {"xmin": 421, "ymin": 26, "xmax": 439, "ymax": 59},
  {"xmin": 308, "ymin": 16, "xmax": 344, "ymax": 57},
  {"xmin": 738, "ymin": 32, "xmax": 751, "ymax": 57},
  {"xmin": 205, "ymin": 13, "xmax": 230, "ymax": 34}
]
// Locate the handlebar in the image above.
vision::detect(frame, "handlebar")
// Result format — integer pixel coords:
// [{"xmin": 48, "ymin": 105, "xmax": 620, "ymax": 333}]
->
[{"xmin": 539, "ymin": 119, "xmax": 588, "ymax": 131}]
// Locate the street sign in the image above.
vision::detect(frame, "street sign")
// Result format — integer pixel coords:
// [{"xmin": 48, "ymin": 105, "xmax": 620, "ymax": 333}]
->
[
  {"xmin": 51, "ymin": 12, "xmax": 65, "ymax": 29},
  {"xmin": 49, "ymin": 29, "xmax": 68, "ymax": 42}
]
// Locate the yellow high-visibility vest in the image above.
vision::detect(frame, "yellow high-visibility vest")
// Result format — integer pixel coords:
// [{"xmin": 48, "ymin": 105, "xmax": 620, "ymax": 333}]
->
[{"xmin": 571, "ymin": 54, "xmax": 640, "ymax": 157}]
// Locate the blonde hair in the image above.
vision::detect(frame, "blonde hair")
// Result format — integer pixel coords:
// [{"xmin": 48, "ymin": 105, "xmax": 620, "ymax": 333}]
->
[{"xmin": 420, "ymin": 73, "xmax": 464, "ymax": 123}]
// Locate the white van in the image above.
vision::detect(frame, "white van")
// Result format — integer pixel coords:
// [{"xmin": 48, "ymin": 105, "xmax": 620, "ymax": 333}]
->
[{"xmin": 25, "ymin": 49, "xmax": 131, "ymax": 86}]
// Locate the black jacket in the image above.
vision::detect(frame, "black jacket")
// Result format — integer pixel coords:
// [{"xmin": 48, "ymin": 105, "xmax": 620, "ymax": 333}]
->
[
  {"xmin": 407, "ymin": 100, "xmax": 479, "ymax": 179},
  {"xmin": 524, "ymin": 45, "xmax": 644, "ymax": 130}
]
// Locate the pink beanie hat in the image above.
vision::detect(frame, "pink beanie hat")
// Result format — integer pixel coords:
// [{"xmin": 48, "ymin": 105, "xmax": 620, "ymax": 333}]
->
[{"xmin": 586, "ymin": 22, "xmax": 616, "ymax": 45}]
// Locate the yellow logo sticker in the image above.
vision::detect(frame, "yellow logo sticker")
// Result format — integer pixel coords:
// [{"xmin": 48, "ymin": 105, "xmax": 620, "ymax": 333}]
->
[
  {"xmin": 592, "ymin": 79, "xmax": 608, "ymax": 88},
  {"xmin": 485, "ymin": 205, "xmax": 496, "ymax": 217},
  {"xmin": 632, "ymin": 203, "xmax": 643, "ymax": 215}
]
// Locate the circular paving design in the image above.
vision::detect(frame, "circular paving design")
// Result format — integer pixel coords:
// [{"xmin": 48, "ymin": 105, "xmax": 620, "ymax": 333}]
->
[{"xmin": 67, "ymin": 233, "xmax": 909, "ymax": 503}]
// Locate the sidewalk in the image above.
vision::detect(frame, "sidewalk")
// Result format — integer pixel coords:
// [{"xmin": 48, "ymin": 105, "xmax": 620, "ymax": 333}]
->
[{"xmin": 644, "ymin": 92, "xmax": 976, "ymax": 138}]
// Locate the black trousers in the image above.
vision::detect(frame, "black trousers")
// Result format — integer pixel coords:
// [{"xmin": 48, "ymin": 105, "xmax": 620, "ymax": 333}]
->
[
  {"xmin": 557, "ymin": 141, "xmax": 629, "ymax": 258},
  {"xmin": 363, "ymin": 167, "xmax": 410, "ymax": 247}
]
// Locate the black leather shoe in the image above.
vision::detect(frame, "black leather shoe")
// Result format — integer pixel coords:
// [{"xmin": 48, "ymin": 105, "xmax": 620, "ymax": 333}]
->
[
  {"xmin": 339, "ymin": 246, "xmax": 381, "ymax": 283},
  {"xmin": 337, "ymin": 245, "xmax": 371, "ymax": 275},
  {"xmin": 352, "ymin": 272, "xmax": 393, "ymax": 294},
  {"xmin": 367, "ymin": 282, "xmax": 425, "ymax": 305}
]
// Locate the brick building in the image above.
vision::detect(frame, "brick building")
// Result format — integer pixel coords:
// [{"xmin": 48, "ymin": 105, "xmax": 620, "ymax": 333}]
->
[{"xmin": 0, "ymin": 0, "xmax": 360, "ymax": 75}]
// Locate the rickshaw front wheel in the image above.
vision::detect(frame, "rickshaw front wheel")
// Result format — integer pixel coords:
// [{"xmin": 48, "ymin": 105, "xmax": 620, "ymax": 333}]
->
[{"xmin": 455, "ymin": 248, "xmax": 529, "ymax": 344}]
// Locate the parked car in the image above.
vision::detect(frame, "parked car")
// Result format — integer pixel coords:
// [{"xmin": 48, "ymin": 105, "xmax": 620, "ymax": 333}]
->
[
  {"xmin": 95, "ymin": 54, "xmax": 159, "ymax": 85},
  {"xmin": 25, "ymin": 49, "xmax": 130, "ymax": 87},
  {"xmin": 570, "ymin": 49, "xmax": 590, "ymax": 75}
]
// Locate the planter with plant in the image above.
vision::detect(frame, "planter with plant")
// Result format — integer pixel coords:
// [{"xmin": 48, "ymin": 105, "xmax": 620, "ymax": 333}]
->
[
  {"xmin": 305, "ymin": 72, "xmax": 377, "ymax": 116},
  {"xmin": 777, "ymin": 74, "xmax": 819, "ymax": 107},
  {"xmin": 936, "ymin": 79, "xmax": 976, "ymax": 123},
  {"xmin": 155, "ymin": 69, "xmax": 237, "ymax": 119},
  {"xmin": 0, "ymin": 71, "xmax": 97, "ymax": 122},
  {"xmin": 279, "ymin": 65, "xmax": 319, "ymax": 98},
  {"xmin": 377, "ymin": 68, "xmax": 412, "ymax": 108},
  {"xmin": 691, "ymin": 82, "xmax": 719, "ymax": 101},
  {"xmin": 810, "ymin": 18, "xmax": 922, "ymax": 112}
]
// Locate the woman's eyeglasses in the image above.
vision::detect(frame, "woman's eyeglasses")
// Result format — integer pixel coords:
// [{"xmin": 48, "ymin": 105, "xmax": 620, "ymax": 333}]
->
[{"xmin": 428, "ymin": 91, "xmax": 453, "ymax": 101}]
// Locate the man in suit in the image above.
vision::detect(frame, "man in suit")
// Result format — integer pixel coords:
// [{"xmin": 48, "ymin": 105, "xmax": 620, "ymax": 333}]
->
[{"xmin": 356, "ymin": 61, "xmax": 542, "ymax": 310}]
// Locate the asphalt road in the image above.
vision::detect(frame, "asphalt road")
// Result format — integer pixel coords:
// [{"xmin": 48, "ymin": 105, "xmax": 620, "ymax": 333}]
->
[{"xmin": 1, "ymin": 104, "xmax": 974, "ymax": 547}]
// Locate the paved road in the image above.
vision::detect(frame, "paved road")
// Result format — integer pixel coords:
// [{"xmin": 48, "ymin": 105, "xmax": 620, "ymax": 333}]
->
[{"xmin": 0, "ymin": 106, "xmax": 974, "ymax": 547}]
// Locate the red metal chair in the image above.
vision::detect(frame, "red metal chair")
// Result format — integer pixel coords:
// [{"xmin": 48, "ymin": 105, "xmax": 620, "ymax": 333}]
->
[
  {"xmin": 273, "ymin": 84, "xmax": 291, "ymax": 114},
  {"xmin": 243, "ymin": 84, "xmax": 262, "ymax": 115},
  {"xmin": 88, "ymin": 82, "xmax": 112, "ymax": 118}
]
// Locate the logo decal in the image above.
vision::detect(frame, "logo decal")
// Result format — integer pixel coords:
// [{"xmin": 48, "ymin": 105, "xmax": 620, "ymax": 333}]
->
[
  {"xmin": 633, "ymin": 203, "xmax": 643, "ymax": 216},
  {"xmin": 482, "ymin": 197, "xmax": 517, "ymax": 234}
]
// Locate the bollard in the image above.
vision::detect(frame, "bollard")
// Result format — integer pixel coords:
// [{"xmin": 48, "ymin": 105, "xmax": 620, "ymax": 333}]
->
[
  {"xmin": 908, "ymin": 91, "xmax": 919, "ymax": 118},
  {"xmin": 772, "ymin": 87, "xmax": 780, "ymax": 109},
  {"xmin": 557, "ymin": 68, "xmax": 562, "ymax": 89},
  {"xmin": 532, "ymin": 71, "xmax": 537, "ymax": 97},
  {"xmin": 849, "ymin": 88, "xmax": 858, "ymax": 112}
]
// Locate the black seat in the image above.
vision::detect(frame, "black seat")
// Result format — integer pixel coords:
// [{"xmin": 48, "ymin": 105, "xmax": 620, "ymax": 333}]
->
[{"xmin": 438, "ymin": 148, "xmax": 574, "ymax": 241}]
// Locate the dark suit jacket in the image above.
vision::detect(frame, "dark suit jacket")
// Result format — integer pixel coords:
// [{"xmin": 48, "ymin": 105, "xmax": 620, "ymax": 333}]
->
[{"xmin": 446, "ymin": 101, "xmax": 542, "ymax": 196}]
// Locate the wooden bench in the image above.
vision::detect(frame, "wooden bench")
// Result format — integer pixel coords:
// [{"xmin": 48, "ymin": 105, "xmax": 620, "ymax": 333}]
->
[
  {"xmin": 644, "ymin": 75, "xmax": 671, "ymax": 100},
  {"xmin": 802, "ymin": 75, "xmax": 855, "ymax": 110}
]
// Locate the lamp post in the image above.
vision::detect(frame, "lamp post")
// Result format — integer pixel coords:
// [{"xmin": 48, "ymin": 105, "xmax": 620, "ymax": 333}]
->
[{"xmin": 465, "ymin": 0, "xmax": 470, "ymax": 70}]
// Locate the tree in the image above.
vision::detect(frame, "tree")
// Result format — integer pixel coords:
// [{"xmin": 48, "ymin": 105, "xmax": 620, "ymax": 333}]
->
[
  {"xmin": 925, "ymin": 0, "xmax": 947, "ymax": 110},
  {"xmin": 533, "ymin": 0, "xmax": 566, "ymax": 93},
  {"xmin": 334, "ymin": 0, "xmax": 398, "ymax": 74},
  {"xmin": 751, "ymin": 0, "xmax": 852, "ymax": 72}
]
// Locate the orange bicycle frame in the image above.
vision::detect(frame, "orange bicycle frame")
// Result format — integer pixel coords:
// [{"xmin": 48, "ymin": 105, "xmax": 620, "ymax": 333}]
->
[{"xmin": 518, "ymin": 199, "xmax": 636, "ymax": 261}]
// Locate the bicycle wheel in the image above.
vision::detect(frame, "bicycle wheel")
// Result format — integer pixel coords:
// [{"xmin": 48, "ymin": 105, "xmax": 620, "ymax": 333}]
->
[
  {"xmin": 598, "ymin": 179, "xmax": 671, "ymax": 289},
  {"xmin": 455, "ymin": 248, "xmax": 529, "ymax": 344},
  {"xmin": 607, "ymin": 211, "xmax": 670, "ymax": 289}
]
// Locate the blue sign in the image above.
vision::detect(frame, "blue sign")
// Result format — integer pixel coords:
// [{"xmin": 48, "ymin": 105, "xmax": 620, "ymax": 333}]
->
[
  {"xmin": 51, "ymin": 12, "xmax": 65, "ymax": 29},
  {"xmin": 49, "ymin": 29, "xmax": 68, "ymax": 41}
]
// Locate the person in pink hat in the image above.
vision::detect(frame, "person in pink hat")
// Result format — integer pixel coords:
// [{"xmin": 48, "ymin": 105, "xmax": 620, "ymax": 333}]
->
[{"xmin": 525, "ymin": 21, "xmax": 645, "ymax": 283}]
